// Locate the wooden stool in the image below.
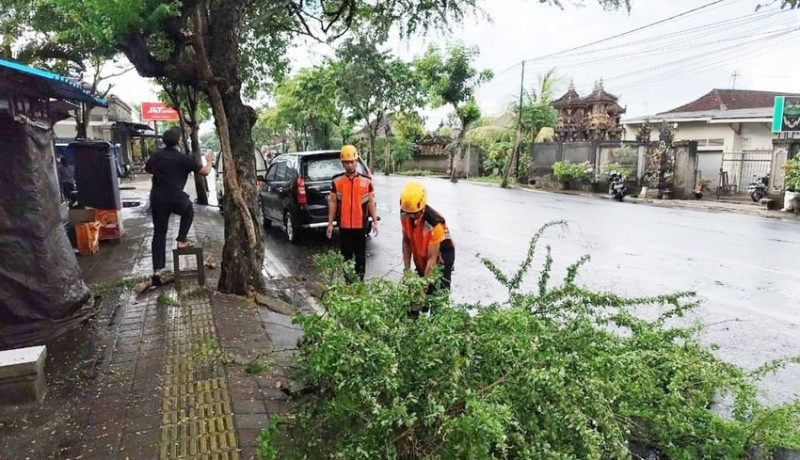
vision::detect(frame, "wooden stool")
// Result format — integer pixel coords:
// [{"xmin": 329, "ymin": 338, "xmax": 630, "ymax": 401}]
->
[{"xmin": 173, "ymin": 247, "xmax": 206, "ymax": 290}]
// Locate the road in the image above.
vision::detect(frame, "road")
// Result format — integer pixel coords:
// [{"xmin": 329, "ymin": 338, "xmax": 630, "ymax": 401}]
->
[{"xmin": 251, "ymin": 175, "xmax": 800, "ymax": 404}]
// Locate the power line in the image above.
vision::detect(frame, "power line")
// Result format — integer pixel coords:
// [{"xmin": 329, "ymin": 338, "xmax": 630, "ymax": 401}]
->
[
  {"xmin": 521, "ymin": 0, "xmax": 732, "ymax": 64},
  {"xmin": 524, "ymin": 24, "xmax": 799, "ymax": 75},
  {"xmin": 526, "ymin": 8, "xmax": 786, "ymax": 65},
  {"xmin": 574, "ymin": 28, "xmax": 798, "ymax": 92},
  {"xmin": 602, "ymin": 31, "xmax": 799, "ymax": 96}
]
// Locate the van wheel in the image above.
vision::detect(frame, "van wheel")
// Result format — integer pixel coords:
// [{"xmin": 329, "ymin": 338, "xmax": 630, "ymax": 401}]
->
[{"xmin": 284, "ymin": 211, "xmax": 302, "ymax": 244}]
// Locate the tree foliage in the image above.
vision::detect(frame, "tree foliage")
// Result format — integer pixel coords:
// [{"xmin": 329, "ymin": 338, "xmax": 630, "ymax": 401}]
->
[
  {"xmin": 501, "ymin": 68, "xmax": 559, "ymax": 187},
  {"xmin": 262, "ymin": 223, "xmax": 800, "ymax": 460},
  {"xmin": 333, "ymin": 36, "xmax": 423, "ymax": 171},
  {"xmin": 415, "ymin": 43, "xmax": 492, "ymax": 180},
  {"xmin": 261, "ymin": 66, "xmax": 344, "ymax": 151}
]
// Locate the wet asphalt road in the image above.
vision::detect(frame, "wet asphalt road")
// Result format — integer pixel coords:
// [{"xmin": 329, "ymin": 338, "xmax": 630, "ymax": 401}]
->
[{"xmin": 238, "ymin": 174, "xmax": 800, "ymax": 404}]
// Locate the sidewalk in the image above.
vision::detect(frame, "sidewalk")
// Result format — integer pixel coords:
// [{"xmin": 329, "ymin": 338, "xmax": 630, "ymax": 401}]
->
[
  {"xmin": 0, "ymin": 177, "xmax": 311, "ymax": 460},
  {"xmin": 459, "ymin": 177, "xmax": 800, "ymax": 221}
]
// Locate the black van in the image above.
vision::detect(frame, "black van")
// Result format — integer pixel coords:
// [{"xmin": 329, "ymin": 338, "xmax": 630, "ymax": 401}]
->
[{"xmin": 259, "ymin": 150, "xmax": 372, "ymax": 243}]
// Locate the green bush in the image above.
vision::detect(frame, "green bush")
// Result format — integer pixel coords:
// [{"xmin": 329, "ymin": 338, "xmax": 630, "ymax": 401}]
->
[
  {"xmin": 481, "ymin": 142, "xmax": 512, "ymax": 173},
  {"xmin": 552, "ymin": 160, "xmax": 593, "ymax": 182},
  {"xmin": 602, "ymin": 162, "xmax": 635, "ymax": 180},
  {"xmin": 262, "ymin": 223, "xmax": 800, "ymax": 459},
  {"xmin": 784, "ymin": 153, "xmax": 800, "ymax": 192}
]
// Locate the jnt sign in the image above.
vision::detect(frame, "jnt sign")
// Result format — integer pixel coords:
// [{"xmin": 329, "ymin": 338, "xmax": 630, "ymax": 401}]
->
[
  {"xmin": 141, "ymin": 102, "xmax": 179, "ymax": 122},
  {"xmin": 772, "ymin": 96, "xmax": 800, "ymax": 133}
]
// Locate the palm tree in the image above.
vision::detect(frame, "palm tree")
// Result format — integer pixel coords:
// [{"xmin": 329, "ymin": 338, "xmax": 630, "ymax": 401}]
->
[{"xmin": 500, "ymin": 68, "xmax": 560, "ymax": 188}]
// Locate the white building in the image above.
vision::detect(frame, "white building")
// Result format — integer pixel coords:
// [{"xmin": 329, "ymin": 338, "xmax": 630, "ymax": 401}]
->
[
  {"xmin": 53, "ymin": 94, "xmax": 133, "ymax": 141},
  {"xmin": 623, "ymin": 89, "xmax": 797, "ymax": 185}
]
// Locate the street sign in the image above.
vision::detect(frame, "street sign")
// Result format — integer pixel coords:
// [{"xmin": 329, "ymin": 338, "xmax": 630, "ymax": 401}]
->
[
  {"xmin": 141, "ymin": 102, "xmax": 179, "ymax": 121},
  {"xmin": 772, "ymin": 96, "xmax": 800, "ymax": 133}
]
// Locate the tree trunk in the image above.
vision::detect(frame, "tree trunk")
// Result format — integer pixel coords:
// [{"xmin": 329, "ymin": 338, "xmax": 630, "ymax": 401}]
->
[
  {"xmin": 196, "ymin": 1, "xmax": 265, "ymax": 295},
  {"xmin": 189, "ymin": 121, "xmax": 209, "ymax": 205},
  {"xmin": 450, "ymin": 122, "xmax": 466, "ymax": 182},
  {"xmin": 75, "ymin": 103, "xmax": 90, "ymax": 139},
  {"xmin": 501, "ymin": 123, "xmax": 524, "ymax": 188},
  {"xmin": 368, "ymin": 131, "xmax": 377, "ymax": 173},
  {"xmin": 383, "ymin": 125, "xmax": 392, "ymax": 176}
]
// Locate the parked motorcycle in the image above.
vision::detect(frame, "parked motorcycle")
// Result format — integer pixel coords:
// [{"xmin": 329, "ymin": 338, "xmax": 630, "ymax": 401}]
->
[
  {"xmin": 119, "ymin": 163, "xmax": 136, "ymax": 181},
  {"xmin": 748, "ymin": 173, "xmax": 769, "ymax": 202},
  {"xmin": 608, "ymin": 171, "xmax": 628, "ymax": 202}
]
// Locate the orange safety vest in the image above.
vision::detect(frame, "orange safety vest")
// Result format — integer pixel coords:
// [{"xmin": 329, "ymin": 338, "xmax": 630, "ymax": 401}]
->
[
  {"xmin": 331, "ymin": 173, "xmax": 373, "ymax": 229},
  {"xmin": 401, "ymin": 206, "xmax": 453, "ymax": 271}
]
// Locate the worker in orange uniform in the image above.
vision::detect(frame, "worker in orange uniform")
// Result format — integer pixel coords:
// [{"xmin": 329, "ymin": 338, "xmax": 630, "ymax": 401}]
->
[
  {"xmin": 400, "ymin": 182, "xmax": 455, "ymax": 296},
  {"xmin": 327, "ymin": 145, "xmax": 379, "ymax": 282}
]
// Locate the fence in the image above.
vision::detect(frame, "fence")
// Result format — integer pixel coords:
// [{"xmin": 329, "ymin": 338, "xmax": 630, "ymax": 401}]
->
[
  {"xmin": 717, "ymin": 150, "xmax": 772, "ymax": 197},
  {"xmin": 528, "ymin": 141, "xmax": 643, "ymax": 184}
]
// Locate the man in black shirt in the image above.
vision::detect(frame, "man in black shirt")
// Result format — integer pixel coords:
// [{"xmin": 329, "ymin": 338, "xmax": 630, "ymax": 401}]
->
[{"xmin": 145, "ymin": 126, "xmax": 214, "ymax": 286}]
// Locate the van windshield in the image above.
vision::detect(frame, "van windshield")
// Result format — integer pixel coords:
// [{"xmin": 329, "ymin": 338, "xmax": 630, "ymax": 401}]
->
[{"xmin": 304, "ymin": 156, "xmax": 368, "ymax": 182}]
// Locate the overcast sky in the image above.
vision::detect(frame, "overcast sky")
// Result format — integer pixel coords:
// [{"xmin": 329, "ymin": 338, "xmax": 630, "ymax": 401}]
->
[{"xmin": 106, "ymin": 0, "xmax": 800, "ymax": 130}]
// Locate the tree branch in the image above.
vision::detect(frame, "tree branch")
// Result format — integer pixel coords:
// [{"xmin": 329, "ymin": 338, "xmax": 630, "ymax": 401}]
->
[{"xmin": 193, "ymin": 1, "xmax": 257, "ymax": 248}]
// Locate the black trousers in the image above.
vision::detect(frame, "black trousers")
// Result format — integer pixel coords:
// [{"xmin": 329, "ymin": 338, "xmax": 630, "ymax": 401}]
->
[
  {"xmin": 150, "ymin": 191, "xmax": 194, "ymax": 271},
  {"xmin": 417, "ymin": 240, "xmax": 455, "ymax": 295},
  {"xmin": 339, "ymin": 228, "xmax": 367, "ymax": 282}
]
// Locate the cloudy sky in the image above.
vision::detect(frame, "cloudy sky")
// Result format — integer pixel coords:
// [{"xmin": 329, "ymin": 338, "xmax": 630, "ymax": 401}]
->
[{"xmin": 106, "ymin": 0, "xmax": 800, "ymax": 130}]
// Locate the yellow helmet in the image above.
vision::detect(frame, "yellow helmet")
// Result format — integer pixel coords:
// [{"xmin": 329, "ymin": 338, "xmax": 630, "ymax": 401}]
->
[
  {"xmin": 340, "ymin": 144, "xmax": 358, "ymax": 161},
  {"xmin": 400, "ymin": 182, "xmax": 427, "ymax": 214}
]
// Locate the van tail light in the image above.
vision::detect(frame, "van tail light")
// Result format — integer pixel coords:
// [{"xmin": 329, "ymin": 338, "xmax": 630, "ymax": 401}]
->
[{"xmin": 296, "ymin": 177, "xmax": 307, "ymax": 205}]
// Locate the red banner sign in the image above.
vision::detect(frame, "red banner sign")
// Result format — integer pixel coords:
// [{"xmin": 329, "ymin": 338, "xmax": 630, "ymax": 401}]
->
[{"xmin": 141, "ymin": 102, "xmax": 180, "ymax": 121}]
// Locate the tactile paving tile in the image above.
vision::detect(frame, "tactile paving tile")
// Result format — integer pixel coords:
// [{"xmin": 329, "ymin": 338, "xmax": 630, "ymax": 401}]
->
[{"xmin": 157, "ymin": 288, "xmax": 240, "ymax": 459}]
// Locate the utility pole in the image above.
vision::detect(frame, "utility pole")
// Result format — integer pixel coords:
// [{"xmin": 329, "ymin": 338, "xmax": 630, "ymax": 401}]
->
[
  {"xmin": 731, "ymin": 70, "xmax": 740, "ymax": 90},
  {"xmin": 501, "ymin": 60, "xmax": 525, "ymax": 189}
]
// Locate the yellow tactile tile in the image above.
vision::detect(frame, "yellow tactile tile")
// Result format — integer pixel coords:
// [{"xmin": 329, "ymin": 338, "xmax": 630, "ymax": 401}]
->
[{"xmin": 156, "ymin": 287, "xmax": 240, "ymax": 459}]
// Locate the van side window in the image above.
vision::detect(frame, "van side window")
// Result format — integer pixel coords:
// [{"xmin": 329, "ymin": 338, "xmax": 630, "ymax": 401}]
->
[
  {"xmin": 266, "ymin": 163, "xmax": 278, "ymax": 182},
  {"xmin": 275, "ymin": 161, "xmax": 288, "ymax": 181}
]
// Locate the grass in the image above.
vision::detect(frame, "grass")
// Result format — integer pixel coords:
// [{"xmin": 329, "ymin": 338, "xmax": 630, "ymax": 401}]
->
[
  {"xmin": 189, "ymin": 338, "xmax": 223, "ymax": 364},
  {"xmin": 90, "ymin": 275, "xmax": 149, "ymax": 296},
  {"xmin": 394, "ymin": 169, "xmax": 437, "ymax": 177},
  {"xmin": 157, "ymin": 292, "xmax": 180, "ymax": 306},
  {"xmin": 245, "ymin": 357, "xmax": 271, "ymax": 375}
]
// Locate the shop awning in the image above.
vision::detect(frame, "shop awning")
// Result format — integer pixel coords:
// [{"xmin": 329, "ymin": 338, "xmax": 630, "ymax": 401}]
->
[{"xmin": 0, "ymin": 58, "xmax": 108, "ymax": 107}]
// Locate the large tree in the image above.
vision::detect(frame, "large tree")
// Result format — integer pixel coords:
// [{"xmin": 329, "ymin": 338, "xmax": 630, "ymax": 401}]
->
[
  {"xmin": 263, "ymin": 66, "xmax": 343, "ymax": 151},
  {"xmin": 415, "ymin": 43, "xmax": 493, "ymax": 181},
  {"xmin": 333, "ymin": 36, "xmax": 423, "ymax": 173}
]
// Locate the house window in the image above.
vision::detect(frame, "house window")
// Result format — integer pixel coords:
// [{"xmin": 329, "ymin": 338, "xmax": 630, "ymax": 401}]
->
[{"xmin": 691, "ymin": 139, "xmax": 725, "ymax": 149}]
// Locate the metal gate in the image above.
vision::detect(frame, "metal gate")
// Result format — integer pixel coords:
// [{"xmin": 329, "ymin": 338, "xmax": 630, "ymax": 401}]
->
[{"xmin": 716, "ymin": 150, "xmax": 772, "ymax": 198}]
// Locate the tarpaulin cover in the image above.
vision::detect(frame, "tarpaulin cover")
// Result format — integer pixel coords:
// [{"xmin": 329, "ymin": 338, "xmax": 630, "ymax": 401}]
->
[{"xmin": 0, "ymin": 114, "xmax": 93, "ymax": 348}]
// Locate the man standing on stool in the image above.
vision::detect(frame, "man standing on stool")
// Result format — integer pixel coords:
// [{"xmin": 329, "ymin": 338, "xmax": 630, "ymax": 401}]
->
[
  {"xmin": 326, "ymin": 145, "xmax": 379, "ymax": 282},
  {"xmin": 145, "ymin": 126, "xmax": 214, "ymax": 286}
]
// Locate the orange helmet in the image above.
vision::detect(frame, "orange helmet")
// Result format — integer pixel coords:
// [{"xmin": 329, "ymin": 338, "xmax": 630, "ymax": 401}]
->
[
  {"xmin": 340, "ymin": 145, "xmax": 358, "ymax": 161},
  {"xmin": 400, "ymin": 182, "xmax": 427, "ymax": 214}
]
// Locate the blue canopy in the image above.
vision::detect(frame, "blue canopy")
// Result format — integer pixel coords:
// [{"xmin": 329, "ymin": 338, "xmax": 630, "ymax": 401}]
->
[{"xmin": 0, "ymin": 57, "xmax": 108, "ymax": 107}]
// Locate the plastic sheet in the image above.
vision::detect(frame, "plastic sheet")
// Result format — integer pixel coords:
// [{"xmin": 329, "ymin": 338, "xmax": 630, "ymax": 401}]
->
[{"xmin": 0, "ymin": 115, "xmax": 93, "ymax": 348}]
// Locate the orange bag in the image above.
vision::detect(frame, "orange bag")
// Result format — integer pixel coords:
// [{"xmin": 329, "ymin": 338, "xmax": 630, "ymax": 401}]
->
[{"xmin": 76, "ymin": 221, "xmax": 101, "ymax": 256}]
